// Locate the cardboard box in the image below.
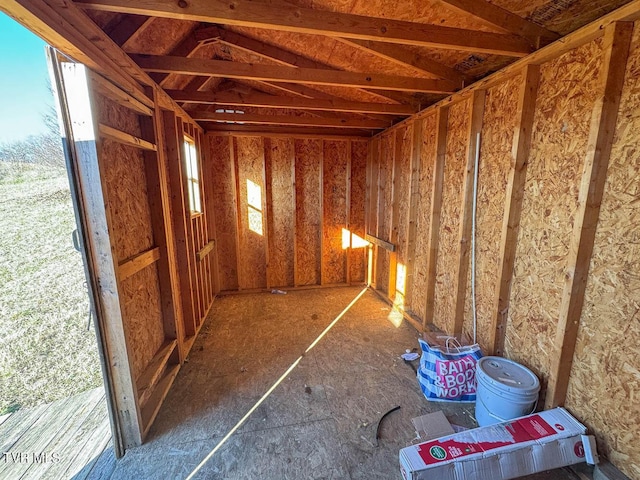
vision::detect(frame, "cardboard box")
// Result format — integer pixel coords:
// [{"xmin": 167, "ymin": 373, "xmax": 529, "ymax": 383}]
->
[{"xmin": 399, "ymin": 408, "xmax": 592, "ymax": 480}]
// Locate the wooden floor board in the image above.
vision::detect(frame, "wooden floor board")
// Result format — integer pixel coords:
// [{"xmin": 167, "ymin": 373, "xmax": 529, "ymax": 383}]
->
[{"xmin": 0, "ymin": 387, "xmax": 112, "ymax": 480}]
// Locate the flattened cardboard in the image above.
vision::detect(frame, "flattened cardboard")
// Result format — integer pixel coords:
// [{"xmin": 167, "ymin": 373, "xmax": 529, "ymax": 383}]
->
[{"xmin": 400, "ymin": 408, "xmax": 591, "ymax": 480}]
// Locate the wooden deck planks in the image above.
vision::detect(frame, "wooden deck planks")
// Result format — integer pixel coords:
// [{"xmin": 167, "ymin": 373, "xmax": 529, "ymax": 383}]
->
[{"xmin": 0, "ymin": 387, "xmax": 112, "ymax": 480}]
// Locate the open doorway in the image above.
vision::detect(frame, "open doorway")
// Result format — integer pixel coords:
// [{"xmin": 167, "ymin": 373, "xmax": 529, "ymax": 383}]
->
[{"xmin": 0, "ymin": 13, "xmax": 111, "ymax": 479}]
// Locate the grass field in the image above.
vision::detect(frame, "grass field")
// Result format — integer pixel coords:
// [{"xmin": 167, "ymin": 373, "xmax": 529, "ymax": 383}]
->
[{"xmin": 0, "ymin": 162, "xmax": 102, "ymax": 415}]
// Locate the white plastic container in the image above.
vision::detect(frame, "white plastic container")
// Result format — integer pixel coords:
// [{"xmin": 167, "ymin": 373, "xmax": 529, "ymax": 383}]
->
[{"xmin": 475, "ymin": 356, "xmax": 540, "ymax": 426}]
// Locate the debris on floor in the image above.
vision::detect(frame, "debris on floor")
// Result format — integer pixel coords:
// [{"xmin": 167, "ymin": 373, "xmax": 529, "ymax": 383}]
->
[
  {"xmin": 411, "ymin": 411, "xmax": 455, "ymax": 442},
  {"xmin": 399, "ymin": 407, "xmax": 597, "ymax": 480}
]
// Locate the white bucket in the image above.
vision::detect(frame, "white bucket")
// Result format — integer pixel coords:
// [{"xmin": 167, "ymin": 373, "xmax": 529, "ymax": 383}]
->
[{"xmin": 475, "ymin": 356, "xmax": 540, "ymax": 427}]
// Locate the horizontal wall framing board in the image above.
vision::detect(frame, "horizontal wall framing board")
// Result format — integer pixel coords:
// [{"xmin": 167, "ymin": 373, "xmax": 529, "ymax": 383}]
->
[{"xmin": 118, "ymin": 247, "xmax": 161, "ymax": 282}]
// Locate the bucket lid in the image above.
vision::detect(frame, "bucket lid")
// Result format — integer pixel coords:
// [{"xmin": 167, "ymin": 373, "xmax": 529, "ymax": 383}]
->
[{"xmin": 477, "ymin": 356, "xmax": 540, "ymax": 394}]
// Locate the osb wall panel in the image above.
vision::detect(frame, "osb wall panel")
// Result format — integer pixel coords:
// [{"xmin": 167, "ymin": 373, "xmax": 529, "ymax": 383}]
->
[
  {"xmin": 395, "ymin": 124, "xmax": 413, "ymax": 299},
  {"xmin": 349, "ymin": 140, "xmax": 368, "ymax": 284},
  {"xmin": 207, "ymin": 135, "xmax": 239, "ymax": 291},
  {"xmin": 236, "ymin": 136, "xmax": 267, "ymax": 289},
  {"xmin": 99, "ymin": 140, "xmax": 154, "ymax": 261},
  {"xmin": 409, "ymin": 113, "xmax": 437, "ymax": 320},
  {"xmin": 322, "ymin": 140, "xmax": 348, "ymax": 285},
  {"xmin": 564, "ymin": 25, "xmax": 640, "ymax": 480},
  {"xmin": 95, "ymin": 94, "xmax": 153, "ymax": 261},
  {"xmin": 461, "ymin": 74, "xmax": 522, "ymax": 350},
  {"xmin": 120, "ymin": 266, "xmax": 165, "ymax": 380},
  {"xmin": 504, "ymin": 39, "xmax": 604, "ymax": 388},
  {"xmin": 375, "ymin": 132, "xmax": 394, "ymax": 294},
  {"xmin": 94, "ymin": 94, "xmax": 164, "ymax": 378},
  {"xmin": 295, "ymin": 139, "xmax": 322, "ymax": 286},
  {"xmin": 432, "ymin": 99, "xmax": 470, "ymax": 334},
  {"xmin": 265, "ymin": 138, "xmax": 295, "ymax": 288}
]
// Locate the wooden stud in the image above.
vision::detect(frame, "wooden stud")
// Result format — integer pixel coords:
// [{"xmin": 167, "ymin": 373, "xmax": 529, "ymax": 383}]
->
[
  {"xmin": 387, "ymin": 130, "xmax": 402, "ymax": 300},
  {"xmin": 489, "ymin": 64, "xmax": 541, "ymax": 356},
  {"xmin": 452, "ymin": 90, "xmax": 486, "ymax": 336},
  {"xmin": 132, "ymin": 55, "xmax": 455, "ymax": 93},
  {"xmin": 166, "ymin": 90, "xmax": 415, "ymax": 116},
  {"xmin": 164, "ymin": 111, "xmax": 197, "ymax": 337},
  {"xmin": 545, "ymin": 22, "xmax": 633, "ymax": 409},
  {"xmin": 403, "ymin": 119, "xmax": 423, "ymax": 312},
  {"xmin": 346, "ymin": 141, "xmax": 352, "ymax": 285},
  {"xmin": 230, "ymin": 136, "xmax": 244, "ymax": 290},
  {"xmin": 98, "ymin": 124, "xmax": 156, "ymax": 151},
  {"xmin": 264, "ymin": 138, "xmax": 275, "ymax": 289},
  {"xmin": 78, "ymin": 0, "xmax": 534, "ymax": 56},
  {"xmin": 291, "ymin": 144, "xmax": 299, "ymax": 288},
  {"xmin": 423, "ymin": 106, "xmax": 449, "ymax": 329},
  {"xmin": 200, "ymin": 135, "xmax": 221, "ymax": 294},
  {"xmin": 319, "ymin": 141, "xmax": 325, "ymax": 285},
  {"xmin": 370, "ymin": 138, "xmax": 382, "ymax": 289},
  {"xmin": 260, "ymin": 137, "xmax": 270, "ymax": 290},
  {"xmin": 180, "ymin": 124, "xmax": 203, "ymax": 326},
  {"xmin": 192, "ymin": 111, "xmax": 390, "ymax": 129},
  {"xmin": 140, "ymin": 87, "xmax": 185, "ymax": 363},
  {"xmin": 194, "ymin": 129, "xmax": 214, "ymax": 310}
]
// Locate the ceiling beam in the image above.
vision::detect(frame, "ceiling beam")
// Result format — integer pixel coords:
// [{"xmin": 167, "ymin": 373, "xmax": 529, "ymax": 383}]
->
[
  {"xmin": 336, "ymin": 38, "xmax": 469, "ymax": 87},
  {"xmin": 77, "ymin": 0, "xmax": 534, "ymax": 56},
  {"xmin": 205, "ymin": 125, "xmax": 372, "ymax": 137},
  {"xmin": 191, "ymin": 111, "xmax": 390, "ymax": 129},
  {"xmin": 197, "ymin": 26, "xmax": 421, "ymax": 105},
  {"xmin": 166, "ymin": 89, "xmax": 416, "ymax": 115},
  {"xmin": 131, "ymin": 55, "xmax": 456, "ymax": 93},
  {"xmin": 438, "ymin": 0, "xmax": 560, "ymax": 45}
]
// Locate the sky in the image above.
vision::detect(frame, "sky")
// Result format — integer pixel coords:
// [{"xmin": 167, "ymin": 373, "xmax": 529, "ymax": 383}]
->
[{"xmin": 0, "ymin": 13, "xmax": 55, "ymax": 144}]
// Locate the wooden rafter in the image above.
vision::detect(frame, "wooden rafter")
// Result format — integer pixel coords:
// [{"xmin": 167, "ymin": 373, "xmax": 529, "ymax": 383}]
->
[
  {"xmin": 149, "ymin": 27, "xmax": 203, "ymax": 86},
  {"xmin": 78, "ymin": 0, "xmax": 534, "ymax": 56},
  {"xmin": 336, "ymin": 39, "xmax": 469, "ymax": 87},
  {"xmin": 190, "ymin": 111, "xmax": 391, "ymax": 129},
  {"xmin": 196, "ymin": 26, "xmax": 421, "ymax": 105},
  {"xmin": 104, "ymin": 14, "xmax": 150, "ymax": 47},
  {"xmin": 131, "ymin": 55, "xmax": 455, "ymax": 93},
  {"xmin": 438, "ymin": 0, "xmax": 559, "ymax": 45},
  {"xmin": 166, "ymin": 89, "xmax": 415, "ymax": 115},
  {"xmin": 120, "ymin": 17, "xmax": 156, "ymax": 51}
]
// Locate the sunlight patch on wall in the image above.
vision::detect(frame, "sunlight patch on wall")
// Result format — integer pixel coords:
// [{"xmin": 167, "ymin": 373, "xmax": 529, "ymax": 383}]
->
[{"xmin": 247, "ymin": 179, "xmax": 263, "ymax": 235}]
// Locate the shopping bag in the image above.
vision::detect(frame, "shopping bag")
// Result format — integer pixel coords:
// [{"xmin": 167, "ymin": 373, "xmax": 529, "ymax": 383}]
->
[{"xmin": 417, "ymin": 335, "xmax": 483, "ymax": 403}]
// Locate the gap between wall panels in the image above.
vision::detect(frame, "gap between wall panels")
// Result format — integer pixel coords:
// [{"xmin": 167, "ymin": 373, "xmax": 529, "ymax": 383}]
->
[{"xmin": 205, "ymin": 134, "xmax": 368, "ymax": 292}]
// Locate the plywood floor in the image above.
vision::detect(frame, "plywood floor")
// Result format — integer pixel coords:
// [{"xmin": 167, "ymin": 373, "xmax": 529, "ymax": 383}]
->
[{"xmin": 104, "ymin": 286, "xmax": 592, "ymax": 480}]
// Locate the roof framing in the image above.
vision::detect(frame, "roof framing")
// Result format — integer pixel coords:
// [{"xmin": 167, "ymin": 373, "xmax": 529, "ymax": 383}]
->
[
  {"xmin": 77, "ymin": 0, "xmax": 535, "ymax": 56},
  {"xmin": 166, "ymin": 90, "xmax": 416, "ymax": 115},
  {"xmin": 132, "ymin": 55, "xmax": 456, "ymax": 93}
]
